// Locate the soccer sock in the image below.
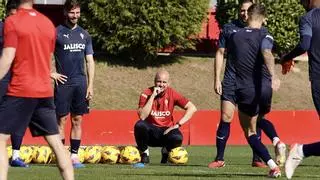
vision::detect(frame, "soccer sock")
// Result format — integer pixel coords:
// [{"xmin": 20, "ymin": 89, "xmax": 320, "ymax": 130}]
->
[
  {"xmin": 11, "ymin": 135, "xmax": 23, "ymax": 150},
  {"xmin": 248, "ymin": 134, "xmax": 272, "ymax": 163},
  {"xmin": 143, "ymin": 148, "xmax": 150, "ymax": 156},
  {"xmin": 215, "ymin": 121, "xmax": 230, "ymax": 161},
  {"xmin": 70, "ymin": 139, "xmax": 81, "ymax": 155},
  {"xmin": 12, "ymin": 150, "xmax": 20, "ymax": 160},
  {"xmin": 302, "ymin": 142, "xmax": 320, "ymax": 157},
  {"xmin": 252, "ymin": 128, "xmax": 262, "ymax": 162},
  {"xmin": 61, "ymin": 139, "xmax": 65, "ymax": 145},
  {"xmin": 257, "ymin": 118, "xmax": 279, "ymax": 142},
  {"xmin": 272, "ymin": 137, "xmax": 280, "ymax": 147}
]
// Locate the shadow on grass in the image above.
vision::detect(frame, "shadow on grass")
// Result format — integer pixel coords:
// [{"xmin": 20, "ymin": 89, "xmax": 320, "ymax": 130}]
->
[
  {"xmin": 94, "ymin": 53, "xmax": 183, "ymax": 69},
  {"xmin": 121, "ymin": 172, "xmax": 266, "ymax": 178}
]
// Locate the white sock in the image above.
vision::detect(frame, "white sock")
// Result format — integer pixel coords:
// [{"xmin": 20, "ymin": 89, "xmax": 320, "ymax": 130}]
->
[
  {"xmin": 12, "ymin": 150, "xmax": 20, "ymax": 160},
  {"xmin": 71, "ymin": 153, "xmax": 78, "ymax": 159},
  {"xmin": 272, "ymin": 137, "xmax": 280, "ymax": 146},
  {"xmin": 143, "ymin": 149, "xmax": 149, "ymax": 156},
  {"xmin": 267, "ymin": 159, "xmax": 278, "ymax": 169},
  {"xmin": 298, "ymin": 144, "xmax": 305, "ymax": 158}
]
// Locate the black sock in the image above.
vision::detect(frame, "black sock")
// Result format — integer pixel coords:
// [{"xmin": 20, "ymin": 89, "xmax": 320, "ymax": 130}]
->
[
  {"xmin": 11, "ymin": 135, "xmax": 23, "ymax": 150},
  {"xmin": 248, "ymin": 134, "xmax": 272, "ymax": 163},
  {"xmin": 215, "ymin": 121, "xmax": 230, "ymax": 161},
  {"xmin": 303, "ymin": 141, "xmax": 320, "ymax": 157},
  {"xmin": 70, "ymin": 139, "xmax": 81, "ymax": 154},
  {"xmin": 257, "ymin": 118, "xmax": 278, "ymax": 141}
]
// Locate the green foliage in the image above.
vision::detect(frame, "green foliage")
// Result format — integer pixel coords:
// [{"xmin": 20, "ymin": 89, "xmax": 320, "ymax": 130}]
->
[
  {"xmin": 216, "ymin": 0, "xmax": 305, "ymax": 55},
  {"xmin": 0, "ymin": 0, "xmax": 5, "ymax": 20},
  {"xmin": 80, "ymin": 0, "xmax": 209, "ymax": 62}
]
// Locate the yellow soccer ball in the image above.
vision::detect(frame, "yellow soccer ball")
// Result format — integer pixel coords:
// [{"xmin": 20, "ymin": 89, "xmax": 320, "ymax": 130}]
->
[
  {"xmin": 119, "ymin": 146, "xmax": 141, "ymax": 164},
  {"xmin": 7, "ymin": 146, "xmax": 12, "ymax": 159},
  {"xmin": 84, "ymin": 146, "xmax": 101, "ymax": 164},
  {"xmin": 101, "ymin": 146, "xmax": 120, "ymax": 164},
  {"xmin": 32, "ymin": 146, "xmax": 52, "ymax": 164},
  {"xmin": 19, "ymin": 146, "xmax": 34, "ymax": 163},
  {"xmin": 169, "ymin": 147, "xmax": 188, "ymax": 164}
]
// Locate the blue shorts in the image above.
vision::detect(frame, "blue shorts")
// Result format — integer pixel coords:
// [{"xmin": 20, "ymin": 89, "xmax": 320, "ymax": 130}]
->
[
  {"xmin": 54, "ymin": 81, "xmax": 89, "ymax": 117},
  {"xmin": 236, "ymin": 85, "xmax": 272, "ymax": 116},
  {"xmin": 221, "ymin": 78, "xmax": 236, "ymax": 105},
  {"xmin": 0, "ymin": 96, "xmax": 59, "ymax": 137},
  {"xmin": 0, "ymin": 81, "xmax": 9, "ymax": 102}
]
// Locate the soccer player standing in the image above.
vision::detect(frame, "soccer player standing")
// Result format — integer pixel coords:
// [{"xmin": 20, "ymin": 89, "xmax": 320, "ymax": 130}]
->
[
  {"xmin": 229, "ymin": 4, "xmax": 281, "ymax": 178},
  {"xmin": 134, "ymin": 70, "xmax": 197, "ymax": 164},
  {"xmin": 282, "ymin": 0, "xmax": 320, "ymax": 179},
  {"xmin": 209, "ymin": 0, "xmax": 286, "ymax": 168},
  {"xmin": 0, "ymin": 0, "xmax": 74, "ymax": 179},
  {"xmin": 52, "ymin": 0, "xmax": 95, "ymax": 168}
]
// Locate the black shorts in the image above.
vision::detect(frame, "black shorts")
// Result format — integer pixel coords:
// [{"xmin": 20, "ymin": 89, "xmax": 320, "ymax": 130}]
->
[
  {"xmin": 0, "ymin": 81, "xmax": 9, "ymax": 102},
  {"xmin": 54, "ymin": 81, "xmax": 89, "ymax": 117},
  {"xmin": 0, "ymin": 96, "xmax": 59, "ymax": 137},
  {"xmin": 236, "ymin": 85, "xmax": 272, "ymax": 116},
  {"xmin": 221, "ymin": 78, "xmax": 236, "ymax": 105}
]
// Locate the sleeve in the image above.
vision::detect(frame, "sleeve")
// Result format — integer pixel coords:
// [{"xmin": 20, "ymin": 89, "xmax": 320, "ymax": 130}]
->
[
  {"xmin": 51, "ymin": 27, "xmax": 57, "ymax": 53},
  {"xmin": 218, "ymin": 26, "xmax": 227, "ymax": 48},
  {"xmin": 283, "ymin": 15, "xmax": 312, "ymax": 61},
  {"xmin": 3, "ymin": 18, "xmax": 18, "ymax": 48},
  {"xmin": 261, "ymin": 33, "xmax": 274, "ymax": 50},
  {"xmin": 173, "ymin": 90, "xmax": 189, "ymax": 109},
  {"xmin": 85, "ymin": 31, "xmax": 94, "ymax": 55}
]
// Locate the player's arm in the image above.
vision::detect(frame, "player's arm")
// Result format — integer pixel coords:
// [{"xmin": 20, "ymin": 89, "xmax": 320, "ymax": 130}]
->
[
  {"xmin": 261, "ymin": 34, "xmax": 280, "ymax": 90},
  {"xmin": 0, "ymin": 47, "xmax": 15, "ymax": 80},
  {"xmin": 282, "ymin": 16, "xmax": 312, "ymax": 62},
  {"xmin": 85, "ymin": 54, "xmax": 95, "ymax": 100},
  {"xmin": 138, "ymin": 88, "xmax": 159, "ymax": 120},
  {"xmin": 214, "ymin": 47, "xmax": 225, "ymax": 95}
]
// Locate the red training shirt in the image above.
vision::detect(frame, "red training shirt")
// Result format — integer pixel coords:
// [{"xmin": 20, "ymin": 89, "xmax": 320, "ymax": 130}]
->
[
  {"xmin": 138, "ymin": 87, "xmax": 189, "ymax": 127},
  {"xmin": 3, "ymin": 8, "xmax": 56, "ymax": 97}
]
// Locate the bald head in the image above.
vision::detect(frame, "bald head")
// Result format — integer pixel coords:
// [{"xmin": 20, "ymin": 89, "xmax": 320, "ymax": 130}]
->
[{"xmin": 154, "ymin": 70, "xmax": 170, "ymax": 92}]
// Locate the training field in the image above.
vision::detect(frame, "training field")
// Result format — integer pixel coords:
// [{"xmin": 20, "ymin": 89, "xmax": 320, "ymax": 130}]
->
[{"xmin": 8, "ymin": 146, "xmax": 320, "ymax": 180}]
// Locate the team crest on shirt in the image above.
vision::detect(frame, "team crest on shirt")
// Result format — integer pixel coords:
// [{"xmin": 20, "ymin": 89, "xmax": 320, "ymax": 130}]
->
[
  {"xmin": 29, "ymin": 12, "xmax": 37, "ymax": 16},
  {"xmin": 80, "ymin": 33, "xmax": 84, "ymax": 39}
]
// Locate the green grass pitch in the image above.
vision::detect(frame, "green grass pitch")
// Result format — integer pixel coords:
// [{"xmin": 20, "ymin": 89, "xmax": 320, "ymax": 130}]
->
[{"xmin": 8, "ymin": 146, "xmax": 320, "ymax": 180}]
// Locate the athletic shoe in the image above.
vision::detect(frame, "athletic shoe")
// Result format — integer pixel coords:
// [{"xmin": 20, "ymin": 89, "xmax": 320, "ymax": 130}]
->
[
  {"xmin": 268, "ymin": 167, "xmax": 281, "ymax": 178},
  {"xmin": 208, "ymin": 160, "xmax": 225, "ymax": 168},
  {"xmin": 72, "ymin": 158, "xmax": 85, "ymax": 168},
  {"xmin": 252, "ymin": 161, "xmax": 268, "ymax": 168},
  {"xmin": 285, "ymin": 143, "xmax": 303, "ymax": 179},
  {"xmin": 10, "ymin": 158, "xmax": 29, "ymax": 168},
  {"xmin": 275, "ymin": 141, "xmax": 286, "ymax": 167},
  {"xmin": 140, "ymin": 153, "xmax": 150, "ymax": 164},
  {"xmin": 133, "ymin": 162, "xmax": 145, "ymax": 168}
]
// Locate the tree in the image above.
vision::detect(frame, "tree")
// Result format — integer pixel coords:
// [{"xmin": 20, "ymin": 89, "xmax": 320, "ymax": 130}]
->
[{"xmin": 80, "ymin": 0, "xmax": 209, "ymax": 62}]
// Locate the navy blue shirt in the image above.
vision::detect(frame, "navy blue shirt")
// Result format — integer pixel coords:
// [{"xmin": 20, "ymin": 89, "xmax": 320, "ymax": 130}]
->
[
  {"xmin": 55, "ymin": 25, "xmax": 94, "ymax": 84},
  {"xmin": 230, "ymin": 28, "xmax": 274, "ymax": 88},
  {"xmin": 0, "ymin": 21, "xmax": 11, "ymax": 83},
  {"xmin": 219, "ymin": 20, "xmax": 245, "ymax": 86}
]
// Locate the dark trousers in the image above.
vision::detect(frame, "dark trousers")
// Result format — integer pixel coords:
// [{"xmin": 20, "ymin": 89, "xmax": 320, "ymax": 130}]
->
[{"xmin": 134, "ymin": 120, "xmax": 183, "ymax": 152}]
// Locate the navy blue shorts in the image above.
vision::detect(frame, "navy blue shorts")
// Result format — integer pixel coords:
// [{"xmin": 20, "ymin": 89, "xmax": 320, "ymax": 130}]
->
[
  {"xmin": 311, "ymin": 79, "xmax": 320, "ymax": 117},
  {"xmin": 0, "ymin": 81, "xmax": 9, "ymax": 102},
  {"xmin": 0, "ymin": 96, "xmax": 59, "ymax": 137},
  {"xmin": 236, "ymin": 85, "xmax": 272, "ymax": 116},
  {"xmin": 221, "ymin": 79, "xmax": 236, "ymax": 105},
  {"xmin": 54, "ymin": 81, "xmax": 89, "ymax": 117}
]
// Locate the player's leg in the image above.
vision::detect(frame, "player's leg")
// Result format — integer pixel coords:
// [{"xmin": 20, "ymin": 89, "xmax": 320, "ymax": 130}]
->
[
  {"xmin": 10, "ymin": 134, "xmax": 29, "ymax": 167},
  {"xmin": 162, "ymin": 128, "xmax": 183, "ymax": 163},
  {"xmin": 69, "ymin": 82, "xmax": 89, "ymax": 168},
  {"xmin": 0, "ymin": 134, "xmax": 10, "ymax": 180},
  {"xmin": 30, "ymin": 97, "xmax": 74, "ymax": 180},
  {"xmin": 257, "ymin": 116, "xmax": 286, "ymax": 166},
  {"xmin": 239, "ymin": 110, "xmax": 280, "ymax": 178},
  {"xmin": 54, "ymin": 84, "xmax": 73, "ymax": 145},
  {"xmin": 134, "ymin": 120, "xmax": 164, "ymax": 163},
  {"xmin": 208, "ymin": 98, "xmax": 235, "ymax": 168}
]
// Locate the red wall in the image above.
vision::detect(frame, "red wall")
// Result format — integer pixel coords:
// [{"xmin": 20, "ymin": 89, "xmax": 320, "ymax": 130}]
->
[{"xmin": 18, "ymin": 110, "xmax": 320, "ymax": 146}]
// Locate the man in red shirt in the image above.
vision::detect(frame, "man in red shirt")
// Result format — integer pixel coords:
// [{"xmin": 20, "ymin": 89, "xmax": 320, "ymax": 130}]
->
[
  {"xmin": 0, "ymin": 0, "xmax": 73, "ymax": 179},
  {"xmin": 135, "ymin": 70, "xmax": 197, "ymax": 164}
]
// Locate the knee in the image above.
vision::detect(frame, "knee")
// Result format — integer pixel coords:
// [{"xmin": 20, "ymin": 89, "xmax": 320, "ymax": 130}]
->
[
  {"xmin": 71, "ymin": 116, "xmax": 82, "ymax": 128},
  {"xmin": 134, "ymin": 120, "xmax": 148, "ymax": 131},
  {"xmin": 58, "ymin": 116, "xmax": 68, "ymax": 126},
  {"xmin": 221, "ymin": 111, "xmax": 233, "ymax": 123}
]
